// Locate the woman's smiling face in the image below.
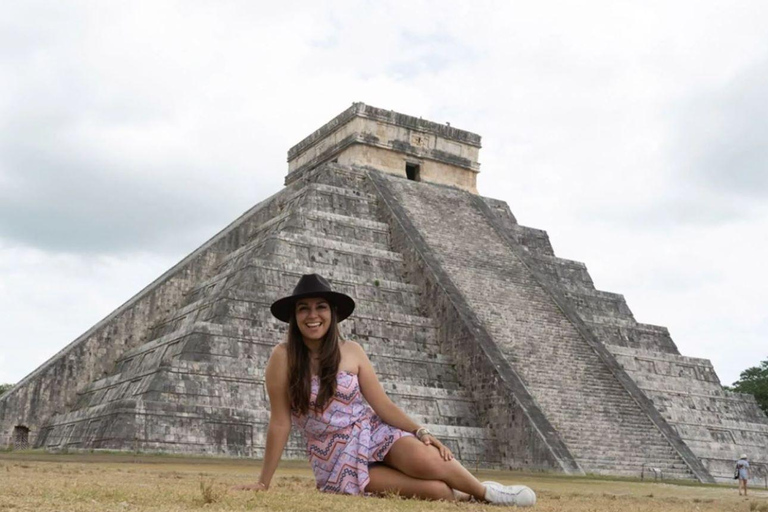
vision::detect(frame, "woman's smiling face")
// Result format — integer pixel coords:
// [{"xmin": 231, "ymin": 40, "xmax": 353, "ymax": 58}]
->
[{"xmin": 295, "ymin": 297, "xmax": 332, "ymax": 342}]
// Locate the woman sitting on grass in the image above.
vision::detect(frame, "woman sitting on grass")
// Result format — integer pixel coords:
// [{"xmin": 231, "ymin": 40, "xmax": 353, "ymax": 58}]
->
[{"xmin": 234, "ymin": 273, "xmax": 536, "ymax": 506}]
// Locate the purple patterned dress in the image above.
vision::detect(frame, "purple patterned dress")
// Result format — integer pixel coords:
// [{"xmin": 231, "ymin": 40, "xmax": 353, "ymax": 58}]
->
[{"xmin": 291, "ymin": 370, "xmax": 413, "ymax": 495}]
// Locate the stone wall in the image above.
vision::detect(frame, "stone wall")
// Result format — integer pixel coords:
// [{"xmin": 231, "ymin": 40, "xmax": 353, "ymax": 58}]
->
[
  {"xmin": 479, "ymin": 180, "xmax": 768, "ymax": 483},
  {"xmin": 368, "ymin": 170, "xmax": 580, "ymax": 473},
  {"xmin": 610, "ymin": 345, "xmax": 768, "ymax": 482},
  {"xmin": 32, "ymin": 164, "xmax": 500, "ymax": 467},
  {"xmin": 0, "ymin": 184, "xmax": 298, "ymax": 448},
  {"xmin": 287, "ymin": 103, "xmax": 481, "ymax": 193},
  {"xmin": 369, "ymin": 170, "xmax": 707, "ymax": 480}
]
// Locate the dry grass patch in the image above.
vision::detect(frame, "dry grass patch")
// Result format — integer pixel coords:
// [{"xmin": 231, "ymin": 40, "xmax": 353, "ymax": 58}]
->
[{"xmin": 1, "ymin": 453, "xmax": 767, "ymax": 511}]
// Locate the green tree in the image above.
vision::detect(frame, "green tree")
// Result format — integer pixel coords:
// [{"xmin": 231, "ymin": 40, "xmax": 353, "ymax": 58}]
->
[
  {"xmin": 729, "ymin": 358, "xmax": 768, "ymax": 415},
  {"xmin": 0, "ymin": 383, "xmax": 13, "ymax": 396}
]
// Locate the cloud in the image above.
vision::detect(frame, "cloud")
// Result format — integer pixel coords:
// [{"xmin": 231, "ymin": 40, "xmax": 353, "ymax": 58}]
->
[
  {"xmin": 0, "ymin": 245, "xmax": 176, "ymax": 383},
  {"xmin": 386, "ymin": 31, "xmax": 479, "ymax": 77},
  {"xmin": 670, "ymin": 57, "xmax": 768, "ymax": 198},
  {"xmin": 1, "ymin": 0, "xmax": 767, "ymax": 390},
  {"xmin": 0, "ymin": 2, "xmax": 307, "ymax": 254},
  {"xmin": 0, "ymin": 154, "xmax": 240, "ymax": 255},
  {"xmin": 572, "ymin": 54, "xmax": 768, "ymax": 231}
]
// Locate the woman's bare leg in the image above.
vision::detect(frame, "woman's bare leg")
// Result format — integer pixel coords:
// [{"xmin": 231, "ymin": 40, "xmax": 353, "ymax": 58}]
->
[
  {"xmin": 383, "ymin": 436, "xmax": 487, "ymax": 500},
  {"xmin": 366, "ymin": 464, "xmax": 454, "ymax": 501}
]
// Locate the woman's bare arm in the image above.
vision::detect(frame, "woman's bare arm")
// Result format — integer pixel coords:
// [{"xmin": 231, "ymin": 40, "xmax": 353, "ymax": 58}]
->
[
  {"xmin": 234, "ymin": 344, "xmax": 292, "ymax": 490},
  {"xmin": 353, "ymin": 341, "xmax": 453, "ymax": 460}
]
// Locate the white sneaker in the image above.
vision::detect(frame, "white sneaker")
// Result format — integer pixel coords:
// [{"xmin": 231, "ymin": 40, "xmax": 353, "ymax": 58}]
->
[{"xmin": 482, "ymin": 481, "xmax": 536, "ymax": 507}]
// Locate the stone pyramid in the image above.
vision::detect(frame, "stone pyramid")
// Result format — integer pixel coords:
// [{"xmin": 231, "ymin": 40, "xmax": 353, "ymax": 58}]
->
[{"xmin": 1, "ymin": 103, "xmax": 766, "ymax": 483}]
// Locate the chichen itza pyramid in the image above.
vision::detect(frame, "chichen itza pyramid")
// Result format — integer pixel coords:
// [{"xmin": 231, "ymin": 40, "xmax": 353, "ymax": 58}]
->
[{"xmin": 1, "ymin": 103, "xmax": 766, "ymax": 483}]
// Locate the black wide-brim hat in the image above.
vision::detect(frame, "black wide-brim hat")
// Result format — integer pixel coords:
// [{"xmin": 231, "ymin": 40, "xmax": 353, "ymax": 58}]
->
[{"xmin": 270, "ymin": 273, "xmax": 355, "ymax": 323}]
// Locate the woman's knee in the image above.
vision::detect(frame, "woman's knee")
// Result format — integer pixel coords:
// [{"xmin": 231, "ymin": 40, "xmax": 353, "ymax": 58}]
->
[
  {"xmin": 386, "ymin": 437, "xmax": 456, "ymax": 480},
  {"xmin": 407, "ymin": 451, "xmax": 453, "ymax": 478}
]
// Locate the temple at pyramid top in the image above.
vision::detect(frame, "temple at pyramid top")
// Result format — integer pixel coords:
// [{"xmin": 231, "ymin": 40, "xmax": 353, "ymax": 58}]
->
[{"xmin": 287, "ymin": 102, "xmax": 482, "ymax": 193}]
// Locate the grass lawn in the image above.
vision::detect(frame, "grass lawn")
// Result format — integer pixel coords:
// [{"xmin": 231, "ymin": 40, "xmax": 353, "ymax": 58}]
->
[{"xmin": 1, "ymin": 451, "xmax": 766, "ymax": 511}]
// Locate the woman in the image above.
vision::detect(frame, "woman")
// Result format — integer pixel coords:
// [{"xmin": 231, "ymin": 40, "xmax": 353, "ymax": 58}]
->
[
  {"xmin": 235, "ymin": 274, "xmax": 536, "ymax": 506},
  {"xmin": 736, "ymin": 454, "xmax": 749, "ymax": 496}
]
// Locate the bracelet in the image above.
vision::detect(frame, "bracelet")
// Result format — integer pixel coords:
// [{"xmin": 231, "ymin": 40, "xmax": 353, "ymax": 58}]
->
[{"xmin": 415, "ymin": 427, "xmax": 431, "ymax": 440}]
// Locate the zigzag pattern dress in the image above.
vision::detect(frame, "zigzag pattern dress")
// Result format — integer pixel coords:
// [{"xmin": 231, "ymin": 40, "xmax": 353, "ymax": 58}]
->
[{"xmin": 292, "ymin": 370, "xmax": 413, "ymax": 495}]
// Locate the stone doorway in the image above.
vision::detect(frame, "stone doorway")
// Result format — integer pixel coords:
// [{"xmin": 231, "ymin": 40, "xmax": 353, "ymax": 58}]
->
[
  {"xmin": 405, "ymin": 162, "xmax": 421, "ymax": 182},
  {"xmin": 13, "ymin": 425, "xmax": 30, "ymax": 450}
]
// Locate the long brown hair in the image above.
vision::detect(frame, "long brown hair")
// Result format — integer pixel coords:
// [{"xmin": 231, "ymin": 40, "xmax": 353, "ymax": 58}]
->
[{"xmin": 286, "ymin": 304, "xmax": 342, "ymax": 416}]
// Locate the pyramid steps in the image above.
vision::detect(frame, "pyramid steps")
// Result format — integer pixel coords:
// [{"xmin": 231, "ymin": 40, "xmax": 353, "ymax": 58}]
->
[
  {"xmin": 574, "ymin": 458, "xmax": 693, "ymax": 479},
  {"xmin": 210, "ymin": 232, "xmax": 406, "ymax": 290},
  {"xmin": 259, "ymin": 231, "xmax": 404, "ymax": 277},
  {"xmin": 560, "ymin": 288, "xmax": 635, "ymax": 322},
  {"xmin": 76, "ymin": 318, "xmax": 451, "ymax": 408},
  {"xmin": 285, "ymin": 209, "xmax": 391, "ymax": 250},
  {"xmin": 480, "ymin": 198, "xmax": 555, "ymax": 258},
  {"xmin": 184, "ymin": 260, "xmax": 421, "ymax": 307},
  {"xmin": 524, "ymin": 253, "xmax": 596, "ymax": 290},
  {"xmin": 0, "ymin": 182, "xmax": 315, "ymax": 447},
  {"xmin": 112, "ymin": 322, "xmax": 443, "ymax": 372},
  {"xmin": 180, "ymin": 264, "xmax": 422, "ymax": 335},
  {"xmin": 373, "ymin": 171, "xmax": 702, "ymax": 480},
  {"xmin": 478, "ymin": 178, "xmax": 767, "ymax": 482},
  {"xmin": 3, "ymin": 166, "xmax": 381, "ymax": 451},
  {"xmin": 149, "ymin": 288, "xmax": 427, "ymax": 339},
  {"xmin": 146, "ymin": 309, "xmax": 441, "ymax": 346},
  {"xmin": 606, "ymin": 344, "xmax": 768, "ymax": 480},
  {"xmin": 273, "ymin": 182, "xmax": 381, "ymax": 225},
  {"xmin": 36, "ymin": 164, "xmax": 499, "ymax": 465},
  {"xmin": 506, "ymin": 225, "xmax": 555, "ymax": 257},
  {"xmin": 76, "ymin": 328, "xmax": 461, "ymax": 410},
  {"xmin": 590, "ymin": 323, "xmax": 679, "ymax": 354},
  {"xmin": 75, "ymin": 358, "xmax": 469, "ymax": 423},
  {"xmin": 146, "ymin": 200, "xmax": 420, "ymax": 340}
]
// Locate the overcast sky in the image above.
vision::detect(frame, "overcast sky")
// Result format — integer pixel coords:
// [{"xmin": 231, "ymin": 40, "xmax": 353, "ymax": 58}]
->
[{"xmin": 1, "ymin": 1, "xmax": 766, "ymax": 388}]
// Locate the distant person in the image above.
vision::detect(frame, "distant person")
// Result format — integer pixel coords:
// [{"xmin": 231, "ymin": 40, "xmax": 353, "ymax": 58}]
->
[
  {"xmin": 736, "ymin": 454, "xmax": 749, "ymax": 496},
  {"xmin": 234, "ymin": 274, "xmax": 536, "ymax": 506}
]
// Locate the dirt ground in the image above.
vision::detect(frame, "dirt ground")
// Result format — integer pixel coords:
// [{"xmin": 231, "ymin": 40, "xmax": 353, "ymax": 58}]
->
[{"xmin": 1, "ymin": 451, "xmax": 766, "ymax": 511}]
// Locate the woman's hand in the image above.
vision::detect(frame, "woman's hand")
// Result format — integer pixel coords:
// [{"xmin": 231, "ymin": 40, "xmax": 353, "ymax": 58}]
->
[
  {"xmin": 420, "ymin": 434, "xmax": 454, "ymax": 461},
  {"xmin": 231, "ymin": 482, "xmax": 268, "ymax": 492}
]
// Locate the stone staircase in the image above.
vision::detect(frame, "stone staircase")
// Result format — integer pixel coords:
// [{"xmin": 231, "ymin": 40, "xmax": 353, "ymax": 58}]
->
[
  {"xmin": 485, "ymin": 191, "xmax": 768, "ymax": 482},
  {"xmin": 35, "ymin": 164, "xmax": 500, "ymax": 466},
  {"xmin": 609, "ymin": 346, "xmax": 768, "ymax": 481},
  {"xmin": 374, "ymin": 171, "xmax": 700, "ymax": 479}
]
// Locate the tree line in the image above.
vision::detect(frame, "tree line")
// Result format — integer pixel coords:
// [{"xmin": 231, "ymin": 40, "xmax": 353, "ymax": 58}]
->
[{"xmin": 726, "ymin": 357, "xmax": 768, "ymax": 415}]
